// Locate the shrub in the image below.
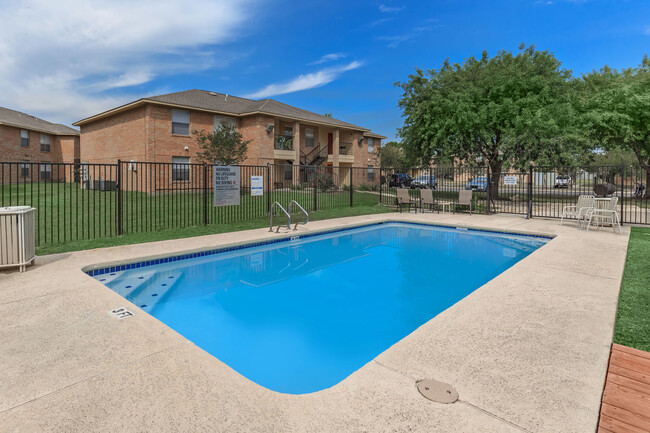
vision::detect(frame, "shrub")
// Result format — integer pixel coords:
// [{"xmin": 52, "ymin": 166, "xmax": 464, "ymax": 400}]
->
[{"xmin": 314, "ymin": 172, "xmax": 336, "ymax": 191}]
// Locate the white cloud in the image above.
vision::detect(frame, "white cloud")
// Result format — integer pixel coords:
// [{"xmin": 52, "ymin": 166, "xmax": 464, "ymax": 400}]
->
[
  {"xmin": 87, "ymin": 70, "xmax": 156, "ymax": 92},
  {"xmin": 369, "ymin": 17, "xmax": 393, "ymax": 27},
  {"xmin": 378, "ymin": 4, "xmax": 404, "ymax": 13},
  {"xmin": 246, "ymin": 61, "xmax": 364, "ymax": 99},
  {"xmin": 308, "ymin": 53, "xmax": 347, "ymax": 65},
  {"xmin": 0, "ymin": 0, "xmax": 255, "ymax": 125},
  {"xmin": 379, "ymin": 26, "xmax": 432, "ymax": 48}
]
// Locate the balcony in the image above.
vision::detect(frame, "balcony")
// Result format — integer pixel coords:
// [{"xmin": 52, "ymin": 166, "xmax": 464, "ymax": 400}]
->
[
  {"xmin": 327, "ymin": 141, "xmax": 354, "ymax": 164},
  {"xmin": 274, "ymin": 134, "xmax": 295, "ymax": 160},
  {"xmin": 274, "ymin": 135, "xmax": 293, "ymax": 150}
]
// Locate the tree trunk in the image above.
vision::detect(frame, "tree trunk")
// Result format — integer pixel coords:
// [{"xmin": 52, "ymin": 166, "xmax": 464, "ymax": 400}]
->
[
  {"xmin": 631, "ymin": 145, "xmax": 650, "ymax": 198},
  {"xmin": 489, "ymin": 161, "xmax": 502, "ymax": 200}
]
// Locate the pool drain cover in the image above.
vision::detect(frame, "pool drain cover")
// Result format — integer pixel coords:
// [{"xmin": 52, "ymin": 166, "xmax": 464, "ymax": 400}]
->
[{"xmin": 417, "ymin": 379, "xmax": 458, "ymax": 404}]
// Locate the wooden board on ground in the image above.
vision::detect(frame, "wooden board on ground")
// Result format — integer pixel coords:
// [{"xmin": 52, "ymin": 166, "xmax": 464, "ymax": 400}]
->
[{"xmin": 599, "ymin": 344, "xmax": 650, "ymax": 432}]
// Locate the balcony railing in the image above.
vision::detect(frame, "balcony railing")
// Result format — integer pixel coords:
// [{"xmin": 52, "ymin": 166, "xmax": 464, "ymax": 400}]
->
[{"xmin": 274, "ymin": 134, "xmax": 293, "ymax": 151}]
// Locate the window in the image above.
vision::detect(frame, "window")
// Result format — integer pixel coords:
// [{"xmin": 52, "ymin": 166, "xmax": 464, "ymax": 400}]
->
[
  {"xmin": 21, "ymin": 130, "xmax": 29, "ymax": 147},
  {"xmin": 20, "ymin": 161, "xmax": 30, "ymax": 177},
  {"xmin": 367, "ymin": 165, "xmax": 374, "ymax": 181},
  {"xmin": 171, "ymin": 156, "xmax": 190, "ymax": 181},
  {"xmin": 284, "ymin": 164, "xmax": 293, "ymax": 181},
  {"xmin": 305, "ymin": 128, "xmax": 314, "ymax": 147},
  {"xmin": 40, "ymin": 133, "xmax": 51, "ymax": 152},
  {"xmin": 172, "ymin": 109, "xmax": 190, "ymax": 135},
  {"xmin": 367, "ymin": 137, "xmax": 374, "ymax": 153},
  {"xmin": 40, "ymin": 163, "xmax": 52, "ymax": 180},
  {"xmin": 214, "ymin": 115, "xmax": 237, "ymax": 131},
  {"xmin": 283, "ymin": 126, "xmax": 293, "ymax": 137}
]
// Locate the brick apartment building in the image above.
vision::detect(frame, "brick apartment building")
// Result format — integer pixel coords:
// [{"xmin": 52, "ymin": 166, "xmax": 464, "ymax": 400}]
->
[
  {"xmin": 0, "ymin": 107, "xmax": 80, "ymax": 183},
  {"xmin": 73, "ymin": 90, "xmax": 385, "ymax": 190}
]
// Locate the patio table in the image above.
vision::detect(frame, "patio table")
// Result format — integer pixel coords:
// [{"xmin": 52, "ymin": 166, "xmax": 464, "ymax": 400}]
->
[{"xmin": 588, "ymin": 197, "xmax": 616, "ymax": 228}]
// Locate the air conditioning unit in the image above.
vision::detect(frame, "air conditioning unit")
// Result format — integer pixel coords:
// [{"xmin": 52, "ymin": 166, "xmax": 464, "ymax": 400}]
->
[{"xmin": 0, "ymin": 206, "xmax": 36, "ymax": 272}]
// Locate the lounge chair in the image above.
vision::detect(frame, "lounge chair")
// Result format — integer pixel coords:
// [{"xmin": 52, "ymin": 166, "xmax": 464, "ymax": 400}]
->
[
  {"xmin": 455, "ymin": 190, "xmax": 473, "ymax": 215},
  {"xmin": 585, "ymin": 197, "xmax": 622, "ymax": 233},
  {"xmin": 420, "ymin": 188, "xmax": 453, "ymax": 213},
  {"xmin": 420, "ymin": 189, "xmax": 435, "ymax": 212},
  {"xmin": 561, "ymin": 195, "xmax": 595, "ymax": 225},
  {"xmin": 396, "ymin": 188, "xmax": 416, "ymax": 213}
]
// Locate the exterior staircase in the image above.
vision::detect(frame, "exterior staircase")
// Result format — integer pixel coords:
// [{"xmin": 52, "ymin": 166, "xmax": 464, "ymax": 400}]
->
[{"xmin": 300, "ymin": 144, "xmax": 328, "ymax": 166}]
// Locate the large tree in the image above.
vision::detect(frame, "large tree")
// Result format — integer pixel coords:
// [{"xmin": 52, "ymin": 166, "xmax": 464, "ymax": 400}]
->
[
  {"xmin": 396, "ymin": 44, "xmax": 585, "ymax": 198},
  {"xmin": 374, "ymin": 141, "xmax": 418, "ymax": 169},
  {"xmin": 579, "ymin": 56, "xmax": 650, "ymax": 196}
]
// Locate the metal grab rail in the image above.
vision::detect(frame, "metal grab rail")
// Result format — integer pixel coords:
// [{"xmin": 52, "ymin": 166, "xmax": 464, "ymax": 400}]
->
[
  {"xmin": 269, "ymin": 202, "xmax": 291, "ymax": 232},
  {"xmin": 289, "ymin": 200, "xmax": 309, "ymax": 230}
]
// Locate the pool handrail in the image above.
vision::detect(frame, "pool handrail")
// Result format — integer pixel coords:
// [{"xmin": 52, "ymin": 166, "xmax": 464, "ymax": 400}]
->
[
  {"xmin": 270, "ymin": 202, "xmax": 291, "ymax": 232},
  {"xmin": 289, "ymin": 200, "xmax": 309, "ymax": 230}
]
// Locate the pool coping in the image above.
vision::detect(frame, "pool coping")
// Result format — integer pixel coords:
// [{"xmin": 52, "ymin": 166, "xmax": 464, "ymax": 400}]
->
[
  {"xmin": 82, "ymin": 220, "xmax": 556, "ymax": 276},
  {"xmin": 0, "ymin": 212, "xmax": 630, "ymax": 432}
]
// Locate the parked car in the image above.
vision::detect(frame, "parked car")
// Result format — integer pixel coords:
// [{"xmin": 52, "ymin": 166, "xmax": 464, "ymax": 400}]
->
[
  {"xmin": 554, "ymin": 175, "xmax": 572, "ymax": 188},
  {"xmin": 465, "ymin": 176, "xmax": 489, "ymax": 192},
  {"xmin": 388, "ymin": 173, "xmax": 412, "ymax": 188},
  {"xmin": 411, "ymin": 174, "xmax": 438, "ymax": 189}
]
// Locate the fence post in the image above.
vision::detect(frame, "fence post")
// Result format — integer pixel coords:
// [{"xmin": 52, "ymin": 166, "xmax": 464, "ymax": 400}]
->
[
  {"xmin": 620, "ymin": 165, "xmax": 625, "ymax": 226},
  {"xmin": 116, "ymin": 160, "xmax": 122, "ymax": 235},
  {"xmin": 528, "ymin": 164, "xmax": 533, "ymax": 219},
  {"xmin": 379, "ymin": 168, "xmax": 383, "ymax": 204},
  {"xmin": 486, "ymin": 166, "xmax": 491, "ymax": 215},
  {"xmin": 349, "ymin": 167, "xmax": 353, "ymax": 207},
  {"xmin": 266, "ymin": 163, "xmax": 271, "ymax": 213},
  {"xmin": 203, "ymin": 164, "xmax": 208, "ymax": 225},
  {"xmin": 314, "ymin": 167, "xmax": 318, "ymax": 211}
]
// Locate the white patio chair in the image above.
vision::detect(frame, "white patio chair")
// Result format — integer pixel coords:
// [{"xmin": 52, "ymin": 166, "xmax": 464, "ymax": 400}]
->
[
  {"xmin": 561, "ymin": 195, "xmax": 595, "ymax": 226},
  {"xmin": 585, "ymin": 197, "xmax": 622, "ymax": 234}
]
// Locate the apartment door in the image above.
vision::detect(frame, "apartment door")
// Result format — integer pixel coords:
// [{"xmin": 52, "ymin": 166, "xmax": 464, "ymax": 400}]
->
[{"xmin": 327, "ymin": 133, "xmax": 334, "ymax": 154}]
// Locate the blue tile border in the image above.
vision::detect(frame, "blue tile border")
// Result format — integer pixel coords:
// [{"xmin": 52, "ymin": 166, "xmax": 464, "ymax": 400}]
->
[{"xmin": 85, "ymin": 221, "xmax": 552, "ymax": 277}]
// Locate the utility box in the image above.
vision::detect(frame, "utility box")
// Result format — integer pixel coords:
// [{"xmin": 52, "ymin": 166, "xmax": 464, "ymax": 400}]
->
[{"xmin": 0, "ymin": 206, "xmax": 36, "ymax": 272}]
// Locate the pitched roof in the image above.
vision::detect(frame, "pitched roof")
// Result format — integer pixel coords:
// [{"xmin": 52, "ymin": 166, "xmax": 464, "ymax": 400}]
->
[
  {"xmin": 0, "ymin": 106, "xmax": 79, "ymax": 135},
  {"xmin": 74, "ymin": 89, "xmax": 370, "ymax": 131},
  {"xmin": 364, "ymin": 131, "xmax": 388, "ymax": 139}
]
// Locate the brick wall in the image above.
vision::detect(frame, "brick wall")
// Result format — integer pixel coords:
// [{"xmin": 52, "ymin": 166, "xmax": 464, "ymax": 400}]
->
[
  {"xmin": 1, "ymin": 124, "xmax": 80, "ymax": 184},
  {"xmin": 351, "ymin": 137, "xmax": 381, "ymax": 188},
  {"xmin": 239, "ymin": 114, "xmax": 275, "ymax": 166},
  {"xmin": 80, "ymin": 106, "xmax": 146, "ymax": 164},
  {"xmin": 55, "ymin": 135, "xmax": 80, "ymax": 163}
]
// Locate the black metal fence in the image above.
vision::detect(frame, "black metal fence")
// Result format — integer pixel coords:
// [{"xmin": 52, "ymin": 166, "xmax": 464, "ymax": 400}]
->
[
  {"xmin": 377, "ymin": 165, "xmax": 649, "ymax": 225},
  {"xmin": 1, "ymin": 161, "xmax": 648, "ymax": 248},
  {"xmin": 0, "ymin": 161, "xmax": 382, "ymax": 247}
]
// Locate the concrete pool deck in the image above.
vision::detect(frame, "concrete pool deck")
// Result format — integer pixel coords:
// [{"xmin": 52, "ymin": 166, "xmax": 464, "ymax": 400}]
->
[{"xmin": 0, "ymin": 213, "xmax": 630, "ymax": 432}]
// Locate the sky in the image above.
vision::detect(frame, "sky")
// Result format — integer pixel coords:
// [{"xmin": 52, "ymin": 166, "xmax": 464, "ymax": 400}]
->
[{"xmin": 0, "ymin": 0, "xmax": 648, "ymax": 140}]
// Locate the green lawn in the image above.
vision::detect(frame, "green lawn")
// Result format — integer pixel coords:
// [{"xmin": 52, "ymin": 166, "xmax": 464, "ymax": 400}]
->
[
  {"xmin": 0, "ymin": 182, "xmax": 382, "ymax": 248},
  {"xmin": 613, "ymin": 226, "xmax": 650, "ymax": 352},
  {"xmin": 36, "ymin": 204, "xmax": 392, "ymax": 255}
]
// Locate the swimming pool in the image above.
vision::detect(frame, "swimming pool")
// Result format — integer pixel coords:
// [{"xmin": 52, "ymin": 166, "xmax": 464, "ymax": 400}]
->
[{"xmin": 89, "ymin": 222, "xmax": 549, "ymax": 394}]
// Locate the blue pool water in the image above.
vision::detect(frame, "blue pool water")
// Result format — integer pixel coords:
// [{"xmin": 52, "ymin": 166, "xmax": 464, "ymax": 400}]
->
[{"xmin": 92, "ymin": 222, "xmax": 548, "ymax": 394}]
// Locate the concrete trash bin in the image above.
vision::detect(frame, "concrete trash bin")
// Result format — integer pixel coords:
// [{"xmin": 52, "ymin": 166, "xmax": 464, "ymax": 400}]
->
[{"xmin": 0, "ymin": 206, "xmax": 36, "ymax": 272}]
